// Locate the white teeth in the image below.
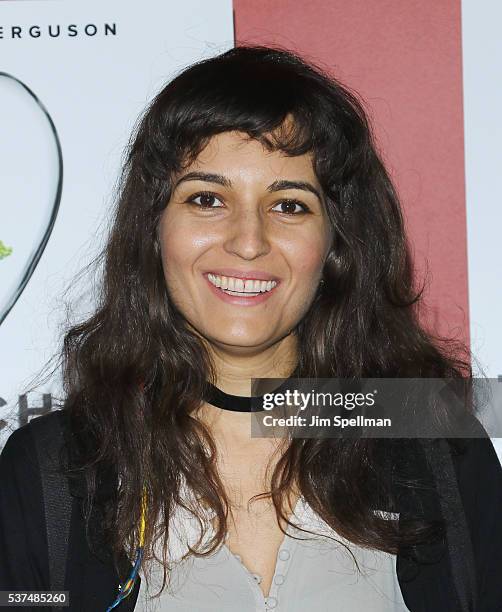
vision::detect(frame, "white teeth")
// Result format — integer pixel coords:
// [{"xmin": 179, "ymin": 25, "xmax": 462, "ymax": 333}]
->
[{"xmin": 207, "ymin": 274, "xmax": 277, "ymax": 294}]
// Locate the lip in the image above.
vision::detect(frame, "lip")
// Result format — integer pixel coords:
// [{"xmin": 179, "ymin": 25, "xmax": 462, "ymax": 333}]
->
[
  {"xmin": 203, "ymin": 273, "xmax": 279, "ymax": 306},
  {"xmin": 202, "ymin": 268, "xmax": 281, "ymax": 282}
]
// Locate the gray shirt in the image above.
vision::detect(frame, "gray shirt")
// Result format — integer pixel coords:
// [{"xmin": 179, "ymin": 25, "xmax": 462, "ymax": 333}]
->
[{"xmin": 135, "ymin": 492, "xmax": 410, "ymax": 611}]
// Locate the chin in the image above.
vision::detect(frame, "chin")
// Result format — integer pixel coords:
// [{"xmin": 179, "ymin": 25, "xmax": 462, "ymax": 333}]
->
[{"xmin": 208, "ymin": 331, "xmax": 275, "ymax": 350}]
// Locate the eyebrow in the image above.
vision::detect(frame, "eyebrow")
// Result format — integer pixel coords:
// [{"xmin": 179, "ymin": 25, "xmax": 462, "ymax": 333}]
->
[{"xmin": 173, "ymin": 171, "xmax": 322, "ymax": 202}]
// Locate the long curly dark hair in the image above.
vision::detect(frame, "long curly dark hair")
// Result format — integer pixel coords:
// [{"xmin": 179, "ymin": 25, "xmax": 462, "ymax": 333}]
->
[{"xmin": 55, "ymin": 44, "xmax": 472, "ymax": 593}]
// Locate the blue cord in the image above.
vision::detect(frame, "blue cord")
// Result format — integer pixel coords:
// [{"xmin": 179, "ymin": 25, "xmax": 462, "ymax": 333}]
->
[{"xmin": 105, "ymin": 546, "xmax": 144, "ymax": 611}]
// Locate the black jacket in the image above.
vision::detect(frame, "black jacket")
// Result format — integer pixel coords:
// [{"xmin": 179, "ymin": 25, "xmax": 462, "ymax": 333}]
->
[{"xmin": 1, "ymin": 409, "xmax": 501, "ymax": 611}]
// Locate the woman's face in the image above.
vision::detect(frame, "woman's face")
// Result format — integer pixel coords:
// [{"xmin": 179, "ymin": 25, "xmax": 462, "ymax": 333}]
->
[{"xmin": 158, "ymin": 130, "xmax": 333, "ymax": 354}]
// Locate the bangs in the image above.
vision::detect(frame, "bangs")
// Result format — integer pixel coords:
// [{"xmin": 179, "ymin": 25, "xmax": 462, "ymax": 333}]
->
[{"xmin": 177, "ymin": 112, "xmax": 316, "ymax": 172}]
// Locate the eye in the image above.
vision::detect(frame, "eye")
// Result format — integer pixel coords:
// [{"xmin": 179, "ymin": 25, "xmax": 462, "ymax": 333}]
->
[
  {"xmin": 185, "ymin": 192, "xmax": 311, "ymax": 215},
  {"xmin": 272, "ymin": 199, "xmax": 311, "ymax": 215},
  {"xmin": 185, "ymin": 191, "xmax": 224, "ymax": 209}
]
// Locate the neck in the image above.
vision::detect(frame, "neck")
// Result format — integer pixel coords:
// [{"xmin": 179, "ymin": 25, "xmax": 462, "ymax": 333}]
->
[
  {"xmin": 193, "ymin": 332, "xmax": 298, "ymax": 441},
  {"xmin": 204, "ymin": 332, "xmax": 298, "ymax": 396}
]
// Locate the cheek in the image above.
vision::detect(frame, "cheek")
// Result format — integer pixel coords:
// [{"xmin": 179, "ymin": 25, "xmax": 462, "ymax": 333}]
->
[
  {"xmin": 281, "ymin": 234, "xmax": 328, "ymax": 280},
  {"xmin": 159, "ymin": 213, "xmax": 210, "ymax": 280}
]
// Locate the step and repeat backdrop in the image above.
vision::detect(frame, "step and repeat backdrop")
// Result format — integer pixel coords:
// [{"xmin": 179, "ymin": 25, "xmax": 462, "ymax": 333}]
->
[{"xmin": 1, "ymin": 0, "xmax": 500, "ymax": 460}]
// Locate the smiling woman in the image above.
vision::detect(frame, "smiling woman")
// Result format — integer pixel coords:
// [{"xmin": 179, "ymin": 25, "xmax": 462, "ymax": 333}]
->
[{"xmin": 0, "ymin": 44, "xmax": 501, "ymax": 612}]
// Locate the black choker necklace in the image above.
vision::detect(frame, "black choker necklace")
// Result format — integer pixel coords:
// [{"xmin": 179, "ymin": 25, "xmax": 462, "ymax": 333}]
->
[{"xmin": 203, "ymin": 376, "xmax": 296, "ymax": 413}]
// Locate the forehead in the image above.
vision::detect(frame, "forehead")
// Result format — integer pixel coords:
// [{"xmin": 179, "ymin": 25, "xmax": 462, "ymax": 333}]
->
[{"xmin": 181, "ymin": 131, "xmax": 318, "ymax": 182}]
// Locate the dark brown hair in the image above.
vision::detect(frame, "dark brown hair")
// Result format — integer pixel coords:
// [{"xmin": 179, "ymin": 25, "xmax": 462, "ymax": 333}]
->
[{"xmin": 52, "ymin": 44, "xmax": 471, "ymax": 593}]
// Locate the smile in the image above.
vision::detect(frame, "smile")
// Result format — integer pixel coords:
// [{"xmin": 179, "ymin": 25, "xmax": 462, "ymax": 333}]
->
[
  {"xmin": 203, "ymin": 273, "xmax": 279, "ymax": 306},
  {"xmin": 207, "ymin": 273, "xmax": 277, "ymax": 295}
]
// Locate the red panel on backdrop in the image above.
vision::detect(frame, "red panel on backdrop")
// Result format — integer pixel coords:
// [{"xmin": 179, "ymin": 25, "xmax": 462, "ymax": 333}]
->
[{"xmin": 233, "ymin": 0, "xmax": 469, "ymax": 348}]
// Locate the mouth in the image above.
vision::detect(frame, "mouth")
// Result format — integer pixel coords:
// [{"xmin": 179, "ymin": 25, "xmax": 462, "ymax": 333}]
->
[{"xmin": 203, "ymin": 272, "xmax": 280, "ymax": 304}]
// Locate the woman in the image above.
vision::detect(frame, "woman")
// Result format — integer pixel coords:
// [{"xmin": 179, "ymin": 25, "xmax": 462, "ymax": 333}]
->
[{"xmin": 1, "ymin": 45, "xmax": 501, "ymax": 612}]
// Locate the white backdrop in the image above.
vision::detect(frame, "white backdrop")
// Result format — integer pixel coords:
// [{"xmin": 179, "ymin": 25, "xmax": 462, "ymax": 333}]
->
[
  {"xmin": 462, "ymin": 0, "xmax": 502, "ymax": 461},
  {"xmin": 0, "ymin": 0, "xmax": 233, "ymax": 437}
]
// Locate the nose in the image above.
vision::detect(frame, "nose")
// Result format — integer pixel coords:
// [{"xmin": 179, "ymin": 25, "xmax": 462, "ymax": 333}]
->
[{"xmin": 222, "ymin": 206, "xmax": 272, "ymax": 260}]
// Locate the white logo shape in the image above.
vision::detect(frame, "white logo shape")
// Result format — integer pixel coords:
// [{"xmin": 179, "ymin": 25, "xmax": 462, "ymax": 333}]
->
[{"xmin": 0, "ymin": 73, "xmax": 63, "ymax": 327}]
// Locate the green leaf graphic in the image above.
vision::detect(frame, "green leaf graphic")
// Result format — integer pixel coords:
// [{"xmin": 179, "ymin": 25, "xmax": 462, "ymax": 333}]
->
[{"xmin": 0, "ymin": 240, "xmax": 13, "ymax": 260}]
